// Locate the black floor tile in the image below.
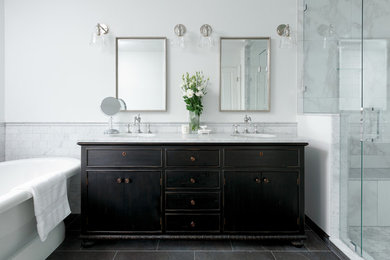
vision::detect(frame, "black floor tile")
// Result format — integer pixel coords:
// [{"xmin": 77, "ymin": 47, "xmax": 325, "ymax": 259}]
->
[
  {"xmin": 158, "ymin": 239, "xmax": 232, "ymax": 250},
  {"xmin": 47, "ymin": 251, "xmax": 116, "ymax": 260},
  {"xmin": 304, "ymin": 231, "xmax": 330, "ymax": 251},
  {"xmin": 195, "ymin": 251, "xmax": 275, "ymax": 260},
  {"xmin": 115, "ymin": 251, "xmax": 194, "ymax": 260},
  {"xmin": 231, "ymin": 240, "xmax": 266, "ymax": 251},
  {"xmin": 262, "ymin": 240, "xmax": 308, "ymax": 252},
  {"xmin": 82, "ymin": 239, "xmax": 158, "ymax": 250},
  {"xmin": 57, "ymin": 231, "xmax": 82, "ymax": 250},
  {"xmin": 273, "ymin": 252, "xmax": 340, "ymax": 260}
]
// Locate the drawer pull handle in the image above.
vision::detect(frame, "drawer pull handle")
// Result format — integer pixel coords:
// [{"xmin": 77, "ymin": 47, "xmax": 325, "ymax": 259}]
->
[
  {"xmin": 259, "ymin": 152, "xmax": 264, "ymax": 157},
  {"xmin": 255, "ymin": 177, "xmax": 261, "ymax": 184},
  {"xmin": 190, "ymin": 221, "xmax": 196, "ymax": 228},
  {"xmin": 122, "ymin": 152, "xmax": 127, "ymax": 157},
  {"xmin": 190, "ymin": 178, "xmax": 196, "ymax": 184},
  {"xmin": 190, "ymin": 156, "xmax": 196, "ymax": 162},
  {"xmin": 263, "ymin": 177, "xmax": 270, "ymax": 184},
  {"xmin": 125, "ymin": 178, "xmax": 131, "ymax": 184},
  {"xmin": 190, "ymin": 199, "xmax": 196, "ymax": 206},
  {"xmin": 116, "ymin": 178, "xmax": 122, "ymax": 184}
]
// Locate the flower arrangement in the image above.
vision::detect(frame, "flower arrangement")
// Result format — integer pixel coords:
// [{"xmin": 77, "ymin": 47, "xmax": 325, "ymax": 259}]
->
[{"xmin": 181, "ymin": 71, "xmax": 209, "ymax": 131}]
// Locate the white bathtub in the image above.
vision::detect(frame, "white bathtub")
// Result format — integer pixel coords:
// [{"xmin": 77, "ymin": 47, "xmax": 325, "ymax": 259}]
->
[{"xmin": 0, "ymin": 157, "xmax": 80, "ymax": 260}]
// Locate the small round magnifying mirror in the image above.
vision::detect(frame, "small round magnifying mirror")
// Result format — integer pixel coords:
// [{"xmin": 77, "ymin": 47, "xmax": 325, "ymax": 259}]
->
[{"xmin": 101, "ymin": 97, "xmax": 121, "ymax": 134}]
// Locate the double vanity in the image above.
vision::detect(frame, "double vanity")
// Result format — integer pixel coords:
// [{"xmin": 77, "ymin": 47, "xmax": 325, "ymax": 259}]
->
[{"xmin": 78, "ymin": 133, "xmax": 308, "ymax": 246}]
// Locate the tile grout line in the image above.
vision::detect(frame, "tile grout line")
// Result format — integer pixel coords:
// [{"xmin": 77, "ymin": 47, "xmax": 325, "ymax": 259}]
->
[{"xmin": 112, "ymin": 251, "xmax": 118, "ymax": 260}]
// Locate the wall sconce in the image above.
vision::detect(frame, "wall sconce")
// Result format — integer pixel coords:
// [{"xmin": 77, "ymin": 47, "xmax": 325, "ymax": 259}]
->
[
  {"xmin": 317, "ymin": 24, "xmax": 335, "ymax": 49},
  {"xmin": 90, "ymin": 23, "xmax": 109, "ymax": 48},
  {"xmin": 199, "ymin": 24, "xmax": 214, "ymax": 48},
  {"xmin": 277, "ymin": 24, "xmax": 294, "ymax": 49},
  {"xmin": 171, "ymin": 24, "xmax": 186, "ymax": 48}
]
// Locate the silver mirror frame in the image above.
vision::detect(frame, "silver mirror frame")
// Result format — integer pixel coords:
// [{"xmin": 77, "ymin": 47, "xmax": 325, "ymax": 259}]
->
[
  {"xmin": 219, "ymin": 37, "xmax": 271, "ymax": 112},
  {"xmin": 115, "ymin": 37, "xmax": 168, "ymax": 112}
]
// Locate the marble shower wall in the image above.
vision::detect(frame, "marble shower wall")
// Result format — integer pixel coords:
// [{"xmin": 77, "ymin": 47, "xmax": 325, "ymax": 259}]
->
[
  {"xmin": 340, "ymin": 112, "xmax": 390, "ymax": 228},
  {"xmin": 4, "ymin": 122, "xmax": 297, "ymax": 213},
  {"xmin": 0, "ymin": 123, "xmax": 4, "ymax": 162},
  {"xmin": 301, "ymin": 0, "xmax": 390, "ymax": 113}
]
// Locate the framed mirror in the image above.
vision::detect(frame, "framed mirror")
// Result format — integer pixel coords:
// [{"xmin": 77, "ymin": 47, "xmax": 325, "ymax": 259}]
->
[
  {"xmin": 220, "ymin": 37, "xmax": 271, "ymax": 111},
  {"xmin": 116, "ymin": 37, "xmax": 167, "ymax": 111}
]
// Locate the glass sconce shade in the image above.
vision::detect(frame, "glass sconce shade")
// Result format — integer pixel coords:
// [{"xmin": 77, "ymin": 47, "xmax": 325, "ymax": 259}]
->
[
  {"xmin": 171, "ymin": 24, "xmax": 187, "ymax": 48},
  {"xmin": 199, "ymin": 24, "xmax": 214, "ymax": 48}
]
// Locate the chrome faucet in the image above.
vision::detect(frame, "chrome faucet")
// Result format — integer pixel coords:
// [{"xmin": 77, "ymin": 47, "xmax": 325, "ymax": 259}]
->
[
  {"xmin": 134, "ymin": 114, "xmax": 142, "ymax": 133},
  {"xmin": 243, "ymin": 115, "xmax": 252, "ymax": 134}
]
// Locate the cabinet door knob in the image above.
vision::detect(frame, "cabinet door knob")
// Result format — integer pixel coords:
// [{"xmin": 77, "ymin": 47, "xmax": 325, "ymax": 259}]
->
[
  {"xmin": 124, "ymin": 178, "xmax": 131, "ymax": 184},
  {"xmin": 190, "ymin": 221, "xmax": 196, "ymax": 228},
  {"xmin": 255, "ymin": 177, "xmax": 261, "ymax": 184},
  {"xmin": 122, "ymin": 152, "xmax": 127, "ymax": 157},
  {"xmin": 190, "ymin": 156, "xmax": 196, "ymax": 162},
  {"xmin": 116, "ymin": 178, "xmax": 122, "ymax": 184},
  {"xmin": 190, "ymin": 178, "xmax": 196, "ymax": 184},
  {"xmin": 263, "ymin": 177, "xmax": 270, "ymax": 184},
  {"xmin": 190, "ymin": 199, "xmax": 196, "ymax": 206}
]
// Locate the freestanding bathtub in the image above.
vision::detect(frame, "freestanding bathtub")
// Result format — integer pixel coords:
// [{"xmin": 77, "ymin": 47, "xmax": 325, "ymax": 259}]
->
[{"xmin": 0, "ymin": 157, "xmax": 80, "ymax": 260}]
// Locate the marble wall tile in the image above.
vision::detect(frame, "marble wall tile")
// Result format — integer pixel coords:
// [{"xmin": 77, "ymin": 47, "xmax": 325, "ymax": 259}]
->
[
  {"xmin": 378, "ymin": 181, "xmax": 390, "ymax": 226},
  {"xmin": 348, "ymin": 180, "xmax": 378, "ymax": 227},
  {"xmin": 0, "ymin": 123, "xmax": 4, "ymax": 162}
]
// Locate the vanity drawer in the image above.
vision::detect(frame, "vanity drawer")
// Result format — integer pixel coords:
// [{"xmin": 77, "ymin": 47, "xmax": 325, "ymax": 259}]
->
[
  {"xmin": 166, "ymin": 149, "xmax": 220, "ymax": 167},
  {"xmin": 165, "ymin": 171, "xmax": 220, "ymax": 189},
  {"xmin": 165, "ymin": 192, "xmax": 220, "ymax": 210},
  {"xmin": 87, "ymin": 148, "xmax": 162, "ymax": 167},
  {"xmin": 165, "ymin": 214, "xmax": 220, "ymax": 232},
  {"xmin": 224, "ymin": 149, "xmax": 299, "ymax": 168}
]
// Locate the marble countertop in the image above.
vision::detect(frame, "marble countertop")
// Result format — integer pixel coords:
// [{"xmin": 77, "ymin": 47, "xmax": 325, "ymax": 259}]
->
[{"xmin": 77, "ymin": 133, "xmax": 308, "ymax": 145}]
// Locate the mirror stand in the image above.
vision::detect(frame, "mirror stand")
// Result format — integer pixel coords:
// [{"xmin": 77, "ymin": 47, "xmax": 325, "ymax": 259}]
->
[{"xmin": 104, "ymin": 116, "xmax": 119, "ymax": 135}]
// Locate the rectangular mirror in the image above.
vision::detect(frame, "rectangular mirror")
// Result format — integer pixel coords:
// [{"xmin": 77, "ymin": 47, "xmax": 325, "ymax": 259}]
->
[
  {"xmin": 116, "ymin": 37, "xmax": 167, "ymax": 111},
  {"xmin": 220, "ymin": 37, "xmax": 271, "ymax": 111}
]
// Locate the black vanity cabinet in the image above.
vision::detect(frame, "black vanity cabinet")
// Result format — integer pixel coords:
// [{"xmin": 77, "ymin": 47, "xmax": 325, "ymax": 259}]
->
[{"xmin": 79, "ymin": 142, "xmax": 307, "ymax": 243}]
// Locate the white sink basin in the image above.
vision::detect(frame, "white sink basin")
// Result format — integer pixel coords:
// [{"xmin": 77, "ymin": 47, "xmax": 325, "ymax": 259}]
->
[
  {"xmin": 233, "ymin": 133, "xmax": 276, "ymax": 138},
  {"xmin": 110, "ymin": 133, "xmax": 156, "ymax": 138}
]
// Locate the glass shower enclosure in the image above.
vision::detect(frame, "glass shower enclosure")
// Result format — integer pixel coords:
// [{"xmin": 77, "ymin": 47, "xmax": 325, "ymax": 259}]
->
[{"xmin": 303, "ymin": 0, "xmax": 390, "ymax": 259}]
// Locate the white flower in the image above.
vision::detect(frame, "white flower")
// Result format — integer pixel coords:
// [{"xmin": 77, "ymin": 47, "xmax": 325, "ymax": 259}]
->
[
  {"xmin": 186, "ymin": 89, "xmax": 194, "ymax": 98},
  {"xmin": 195, "ymin": 91, "xmax": 204, "ymax": 97}
]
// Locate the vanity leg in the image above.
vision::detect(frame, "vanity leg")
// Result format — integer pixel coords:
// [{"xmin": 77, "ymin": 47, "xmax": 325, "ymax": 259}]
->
[{"xmin": 291, "ymin": 240, "xmax": 304, "ymax": 248}]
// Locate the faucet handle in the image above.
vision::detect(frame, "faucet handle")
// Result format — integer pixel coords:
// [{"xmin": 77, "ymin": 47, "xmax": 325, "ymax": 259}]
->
[
  {"xmin": 254, "ymin": 124, "xmax": 259, "ymax": 134},
  {"xmin": 127, "ymin": 123, "xmax": 132, "ymax": 133},
  {"xmin": 147, "ymin": 124, "xmax": 152, "ymax": 134},
  {"xmin": 232, "ymin": 124, "xmax": 239, "ymax": 134}
]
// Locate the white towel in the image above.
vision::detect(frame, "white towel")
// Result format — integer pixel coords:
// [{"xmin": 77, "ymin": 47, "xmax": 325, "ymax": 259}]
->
[{"xmin": 14, "ymin": 172, "xmax": 71, "ymax": 241}]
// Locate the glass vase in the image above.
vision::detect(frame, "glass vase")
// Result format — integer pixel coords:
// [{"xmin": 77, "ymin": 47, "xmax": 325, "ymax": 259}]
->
[{"xmin": 189, "ymin": 111, "xmax": 200, "ymax": 133}]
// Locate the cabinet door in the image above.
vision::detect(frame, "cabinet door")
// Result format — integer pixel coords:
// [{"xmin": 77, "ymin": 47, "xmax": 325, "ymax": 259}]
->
[
  {"xmin": 224, "ymin": 171, "xmax": 263, "ymax": 231},
  {"xmin": 87, "ymin": 171, "xmax": 126, "ymax": 231},
  {"xmin": 224, "ymin": 171, "xmax": 299, "ymax": 232},
  {"xmin": 261, "ymin": 172, "xmax": 299, "ymax": 231},
  {"xmin": 87, "ymin": 171, "xmax": 161, "ymax": 232},
  {"xmin": 123, "ymin": 171, "xmax": 161, "ymax": 231}
]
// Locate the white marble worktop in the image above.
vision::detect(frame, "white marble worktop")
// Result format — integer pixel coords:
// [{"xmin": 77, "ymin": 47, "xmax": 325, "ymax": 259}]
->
[{"xmin": 77, "ymin": 133, "xmax": 308, "ymax": 144}]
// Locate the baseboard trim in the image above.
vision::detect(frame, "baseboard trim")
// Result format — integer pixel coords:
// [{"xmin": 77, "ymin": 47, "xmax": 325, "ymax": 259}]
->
[{"xmin": 305, "ymin": 215, "xmax": 350, "ymax": 260}]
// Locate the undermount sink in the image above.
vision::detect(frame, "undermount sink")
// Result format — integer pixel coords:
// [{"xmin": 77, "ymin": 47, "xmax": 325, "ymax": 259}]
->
[
  {"xmin": 233, "ymin": 133, "xmax": 276, "ymax": 138},
  {"xmin": 110, "ymin": 133, "xmax": 156, "ymax": 138}
]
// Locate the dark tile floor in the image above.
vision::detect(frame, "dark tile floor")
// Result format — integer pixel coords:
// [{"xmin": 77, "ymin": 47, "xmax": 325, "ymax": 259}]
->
[{"xmin": 47, "ymin": 216, "xmax": 341, "ymax": 260}]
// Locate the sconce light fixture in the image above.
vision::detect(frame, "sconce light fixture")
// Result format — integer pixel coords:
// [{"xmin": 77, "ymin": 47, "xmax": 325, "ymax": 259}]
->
[
  {"xmin": 90, "ymin": 23, "xmax": 109, "ymax": 48},
  {"xmin": 317, "ymin": 24, "xmax": 335, "ymax": 49},
  {"xmin": 199, "ymin": 24, "xmax": 214, "ymax": 48},
  {"xmin": 277, "ymin": 24, "xmax": 294, "ymax": 49},
  {"xmin": 171, "ymin": 24, "xmax": 187, "ymax": 48}
]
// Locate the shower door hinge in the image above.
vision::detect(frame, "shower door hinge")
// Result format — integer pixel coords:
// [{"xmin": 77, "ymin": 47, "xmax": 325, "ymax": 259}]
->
[
  {"xmin": 297, "ymin": 176, "xmax": 300, "ymax": 185},
  {"xmin": 160, "ymin": 178, "xmax": 162, "ymax": 186},
  {"xmin": 297, "ymin": 217, "xmax": 300, "ymax": 225}
]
